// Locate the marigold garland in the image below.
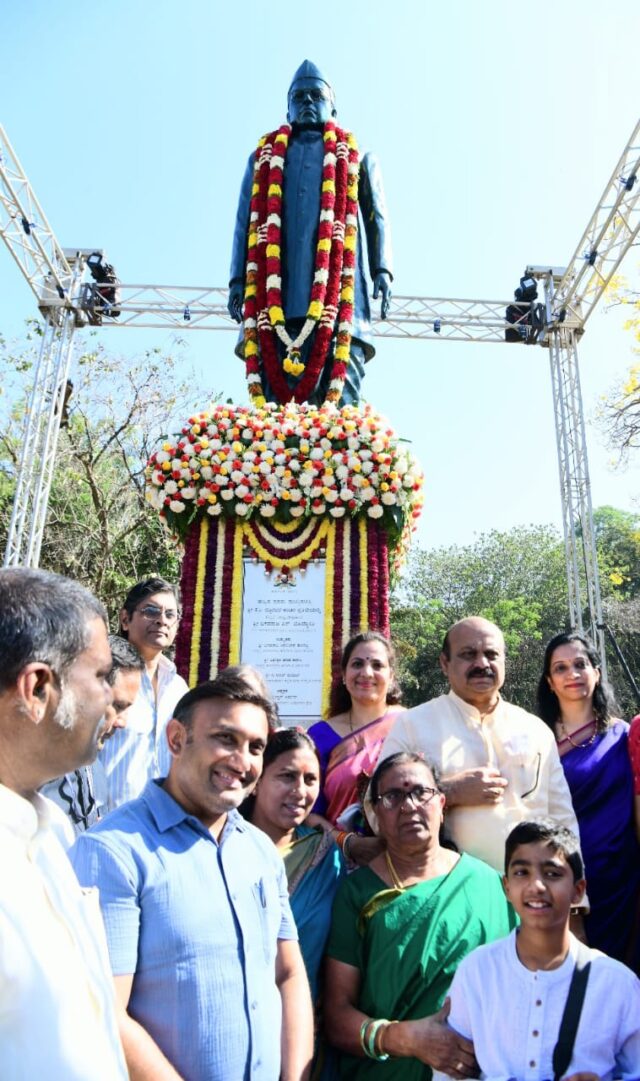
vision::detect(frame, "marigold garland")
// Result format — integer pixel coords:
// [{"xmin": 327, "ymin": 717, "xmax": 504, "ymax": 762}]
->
[{"xmin": 242, "ymin": 121, "xmax": 359, "ymax": 406}]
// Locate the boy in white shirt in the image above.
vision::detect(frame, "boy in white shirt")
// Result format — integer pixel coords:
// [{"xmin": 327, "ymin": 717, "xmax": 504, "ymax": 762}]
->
[{"xmin": 434, "ymin": 820, "xmax": 640, "ymax": 1081}]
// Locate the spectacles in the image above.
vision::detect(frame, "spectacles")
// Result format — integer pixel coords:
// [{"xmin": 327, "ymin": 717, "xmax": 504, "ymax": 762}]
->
[
  {"xmin": 375, "ymin": 785, "xmax": 439, "ymax": 811},
  {"xmin": 136, "ymin": 604, "xmax": 179, "ymax": 626}
]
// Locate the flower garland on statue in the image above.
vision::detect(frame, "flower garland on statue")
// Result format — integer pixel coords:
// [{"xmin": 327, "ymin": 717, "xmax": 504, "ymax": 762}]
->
[
  {"xmin": 242, "ymin": 121, "xmax": 359, "ymax": 407},
  {"xmin": 146, "ymin": 402, "xmax": 423, "ymax": 567}
]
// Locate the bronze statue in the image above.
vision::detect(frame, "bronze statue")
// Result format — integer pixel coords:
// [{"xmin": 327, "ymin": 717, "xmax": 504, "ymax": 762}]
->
[{"xmin": 228, "ymin": 60, "xmax": 393, "ymax": 407}]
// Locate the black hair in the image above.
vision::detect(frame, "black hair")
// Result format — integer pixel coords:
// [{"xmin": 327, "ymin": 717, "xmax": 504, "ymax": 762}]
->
[
  {"xmin": 327, "ymin": 631, "xmax": 402, "ymax": 718},
  {"xmin": 107, "ymin": 634, "xmax": 144, "ymax": 685},
  {"xmin": 172, "ymin": 670, "xmax": 276, "ymax": 730},
  {"xmin": 241, "ymin": 726, "xmax": 320, "ymax": 822},
  {"xmin": 262, "ymin": 726, "xmax": 320, "ymax": 770},
  {"xmin": 119, "ymin": 577, "xmax": 180, "ymax": 637},
  {"xmin": 536, "ymin": 632, "xmax": 618, "ymax": 733},
  {"xmin": 369, "ymin": 751, "xmax": 457, "ymax": 851},
  {"xmin": 0, "ymin": 567, "xmax": 106, "ymax": 691},
  {"xmin": 504, "ymin": 819, "xmax": 584, "ymax": 882}
]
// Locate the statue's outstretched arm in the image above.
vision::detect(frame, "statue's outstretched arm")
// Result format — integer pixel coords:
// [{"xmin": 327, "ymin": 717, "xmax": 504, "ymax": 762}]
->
[{"xmin": 359, "ymin": 151, "xmax": 393, "ymax": 321}]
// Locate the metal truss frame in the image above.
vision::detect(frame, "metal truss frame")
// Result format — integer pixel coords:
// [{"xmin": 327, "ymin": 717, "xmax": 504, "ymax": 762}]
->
[
  {"xmin": 3, "ymin": 309, "xmax": 77, "ymax": 567},
  {"xmin": 548, "ymin": 324, "xmax": 606, "ymax": 663},
  {"xmin": 2, "ymin": 119, "xmax": 640, "ymax": 666},
  {"xmin": 0, "ymin": 124, "xmax": 73, "ymax": 303},
  {"xmin": 550, "ymin": 119, "xmax": 640, "ymax": 329}
]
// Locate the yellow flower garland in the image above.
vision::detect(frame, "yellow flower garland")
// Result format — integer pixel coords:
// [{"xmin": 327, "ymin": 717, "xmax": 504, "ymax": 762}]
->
[
  {"xmin": 209, "ymin": 517, "xmax": 227, "ymax": 677},
  {"xmin": 242, "ymin": 518, "xmax": 329, "ymax": 569},
  {"xmin": 342, "ymin": 517, "xmax": 351, "ymax": 648},
  {"xmin": 229, "ymin": 524, "xmax": 244, "ymax": 664},
  {"xmin": 322, "ymin": 522, "xmax": 336, "ymax": 717}
]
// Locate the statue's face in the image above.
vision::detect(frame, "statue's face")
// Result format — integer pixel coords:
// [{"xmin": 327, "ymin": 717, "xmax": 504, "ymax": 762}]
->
[{"xmin": 287, "ymin": 77, "xmax": 335, "ymax": 126}]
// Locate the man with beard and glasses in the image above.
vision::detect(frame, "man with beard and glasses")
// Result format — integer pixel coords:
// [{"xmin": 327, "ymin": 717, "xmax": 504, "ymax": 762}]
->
[
  {"xmin": 71, "ymin": 671, "xmax": 314, "ymax": 1081},
  {"xmin": 41, "ymin": 635, "xmax": 144, "ymax": 834},
  {"xmin": 374, "ymin": 617, "xmax": 579, "ymax": 872},
  {"xmin": 0, "ymin": 567, "xmax": 127, "ymax": 1080}
]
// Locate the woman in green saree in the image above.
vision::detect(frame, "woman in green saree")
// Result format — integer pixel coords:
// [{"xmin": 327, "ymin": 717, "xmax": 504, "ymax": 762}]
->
[{"xmin": 324, "ymin": 753, "xmax": 517, "ymax": 1080}]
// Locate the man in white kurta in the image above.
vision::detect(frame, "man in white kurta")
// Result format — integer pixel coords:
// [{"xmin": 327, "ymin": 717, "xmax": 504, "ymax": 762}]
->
[
  {"xmin": 377, "ymin": 617, "xmax": 579, "ymax": 871},
  {"xmin": 0, "ymin": 567, "xmax": 127, "ymax": 1080}
]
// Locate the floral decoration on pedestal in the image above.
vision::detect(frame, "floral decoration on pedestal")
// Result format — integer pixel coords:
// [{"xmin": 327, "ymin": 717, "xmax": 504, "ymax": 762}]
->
[{"xmin": 146, "ymin": 401, "xmax": 423, "ymax": 703}]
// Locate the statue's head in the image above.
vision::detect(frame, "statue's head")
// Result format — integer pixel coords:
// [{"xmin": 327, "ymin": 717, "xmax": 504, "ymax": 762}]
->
[{"xmin": 287, "ymin": 59, "xmax": 336, "ymax": 127}]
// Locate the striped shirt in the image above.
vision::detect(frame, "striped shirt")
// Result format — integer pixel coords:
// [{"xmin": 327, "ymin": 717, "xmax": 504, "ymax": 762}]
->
[{"xmin": 98, "ymin": 654, "xmax": 188, "ymax": 811}]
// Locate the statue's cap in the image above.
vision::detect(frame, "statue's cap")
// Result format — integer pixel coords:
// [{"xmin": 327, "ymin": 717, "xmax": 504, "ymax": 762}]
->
[{"xmin": 288, "ymin": 60, "xmax": 334, "ymax": 96}]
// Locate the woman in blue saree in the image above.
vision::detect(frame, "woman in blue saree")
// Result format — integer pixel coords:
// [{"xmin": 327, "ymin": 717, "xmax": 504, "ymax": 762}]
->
[
  {"xmin": 537, "ymin": 632, "xmax": 640, "ymax": 970},
  {"xmin": 243, "ymin": 727, "xmax": 345, "ymax": 1001}
]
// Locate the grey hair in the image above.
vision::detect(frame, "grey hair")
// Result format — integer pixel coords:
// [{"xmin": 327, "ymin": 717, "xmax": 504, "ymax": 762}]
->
[{"xmin": 0, "ymin": 568, "xmax": 106, "ymax": 691}]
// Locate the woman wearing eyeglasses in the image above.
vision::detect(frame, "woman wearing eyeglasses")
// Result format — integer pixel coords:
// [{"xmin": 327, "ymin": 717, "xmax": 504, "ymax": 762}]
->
[
  {"xmin": 99, "ymin": 577, "xmax": 189, "ymax": 812},
  {"xmin": 537, "ymin": 632, "xmax": 640, "ymax": 970},
  {"xmin": 324, "ymin": 752, "xmax": 516, "ymax": 1080}
]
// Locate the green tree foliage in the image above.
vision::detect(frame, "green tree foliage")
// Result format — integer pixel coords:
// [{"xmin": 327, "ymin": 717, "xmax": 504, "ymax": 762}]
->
[
  {"xmin": 391, "ymin": 515, "xmax": 640, "ymax": 717},
  {"xmin": 592, "ymin": 505, "xmax": 640, "ymax": 598},
  {"xmin": 599, "ymin": 276, "xmax": 640, "ymax": 461},
  {"xmin": 0, "ymin": 331, "xmax": 219, "ymax": 623}
]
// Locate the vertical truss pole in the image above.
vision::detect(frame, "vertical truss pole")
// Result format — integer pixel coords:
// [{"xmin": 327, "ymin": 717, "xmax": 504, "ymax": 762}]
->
[
  {"xmin": 3, "ymin": 306, "xmax": 78, "ymax": 569},
  {"xmin": 547, "ymin": 317, "xmax": 607, "ymax": 672}
]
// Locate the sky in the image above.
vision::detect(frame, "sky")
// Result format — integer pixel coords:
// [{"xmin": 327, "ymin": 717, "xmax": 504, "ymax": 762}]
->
[{"xmin": 1, "ymin": 1, "xmax": 639, "ymax": 553}]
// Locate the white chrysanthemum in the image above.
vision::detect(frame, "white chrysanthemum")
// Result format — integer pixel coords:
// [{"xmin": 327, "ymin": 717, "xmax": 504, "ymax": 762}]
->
[
  {"xmin": 164, "ymin": 480, "xmax": 178, "ymax": 495},
  {"xmin": 368, "ymin": 504, "xmax": 384, "ymax": 519},
  {"xmin": 330, "ymin": 506, "xmax": 346, "ymax": 517},
  {"xmin": 290, "ymin": 505, "xmax": 305, "ymax": 517},
  {"xmin": 181, "ymin": 487, "xmax": 197, "ymax": 500},
  {"xmin": 235, "ymin": 503, "xmax": 248, "ymax": 516},
  {"xmin": 381, "ymin": 491, "xmax": 397, "ymax": 505},
  {"xmin": 207, "ymin": 504, "xmax": 222, "ymax": 516},
  {"xmin": 169, "ymin": 500, "xmax": 186, "ymax": 513},
  {"xmin": 221, "ymin": 489, "xmax": 235, "ymax": 501}
]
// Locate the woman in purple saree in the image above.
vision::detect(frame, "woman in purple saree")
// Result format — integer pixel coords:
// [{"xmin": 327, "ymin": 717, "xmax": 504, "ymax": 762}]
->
[
  {"xmin": 308, "ymin": 633, "xmax": 404, "ymax": 854},
  {"xmin": 538, "ymin": 632, "xmax": 640, "ymax": 970}
]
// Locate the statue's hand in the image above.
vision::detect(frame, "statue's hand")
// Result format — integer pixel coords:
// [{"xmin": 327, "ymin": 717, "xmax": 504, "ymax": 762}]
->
[
  {"xmin": 228, "ymin": 282, "xmax": 244, "ymax": 324},
  {"xmin": 373, "ymin": 271, "xmax": 392, "ymax": 320}
]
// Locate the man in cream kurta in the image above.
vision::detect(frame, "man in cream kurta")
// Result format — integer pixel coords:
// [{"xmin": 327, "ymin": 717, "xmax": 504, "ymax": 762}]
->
[
  {"xmin": 376, "ymin": 617, "xmax": 579, "ymax": 871},
  {"xmin": 0, "ymin": 567, "xmax": 127, "ymax": 1080}
]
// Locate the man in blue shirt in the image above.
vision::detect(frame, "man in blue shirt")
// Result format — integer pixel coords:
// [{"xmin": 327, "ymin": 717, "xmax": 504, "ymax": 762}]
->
[{"xmin": 71, "ymin": 671, "xmax": 314, "ymax": 1081}]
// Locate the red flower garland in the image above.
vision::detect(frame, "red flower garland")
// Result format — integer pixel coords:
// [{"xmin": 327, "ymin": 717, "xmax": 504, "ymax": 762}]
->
[{"xmin": 242, "ymin": 122, "xmax": 360, "ymax": 406}]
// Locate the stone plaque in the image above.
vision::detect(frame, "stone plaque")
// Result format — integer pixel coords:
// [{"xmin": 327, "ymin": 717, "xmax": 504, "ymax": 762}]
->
[{"xmin": 240, "ymin": 560, "xmax": 326, "ymax": 723}]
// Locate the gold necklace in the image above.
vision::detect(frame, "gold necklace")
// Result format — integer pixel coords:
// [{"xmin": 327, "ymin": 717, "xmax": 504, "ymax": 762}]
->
[
  {"xmin": 385, "ymin": 850, "xmax": 406, "ymax": 891},
  {"xmin": 559, "ymin": 719, "xmax": 597, "ymax": 749}
]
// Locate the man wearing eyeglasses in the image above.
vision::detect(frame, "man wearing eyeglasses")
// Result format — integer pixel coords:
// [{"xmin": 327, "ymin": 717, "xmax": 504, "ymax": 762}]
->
[
  {"xmin": 376, "ymin": 617, "xmax": 579, "ymax": 874},
  {"xmin": 100, "ymin": 577, "xmax": 189, "ymax": 812}
]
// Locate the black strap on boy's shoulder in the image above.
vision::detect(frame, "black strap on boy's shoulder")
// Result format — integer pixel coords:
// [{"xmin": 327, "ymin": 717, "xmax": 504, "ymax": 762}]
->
[{"xmin": 552, "ymin": 941, "xmax": 592, "ymax": 1081}]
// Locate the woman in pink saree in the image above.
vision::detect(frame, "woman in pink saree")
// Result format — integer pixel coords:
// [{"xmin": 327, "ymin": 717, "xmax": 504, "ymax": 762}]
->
[{"xmin": 308, "ymin": 632, "xmax": 404, "ymax": 862}]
